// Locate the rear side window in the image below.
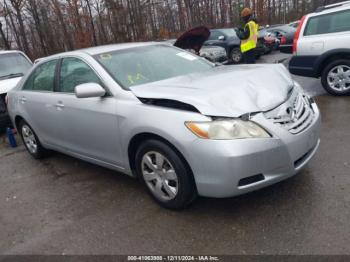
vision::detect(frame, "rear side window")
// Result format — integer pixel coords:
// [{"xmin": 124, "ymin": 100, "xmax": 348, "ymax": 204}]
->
[
  {"xmin": 23, "ymin": 60, "xmax": 57, "ymax": 91},
  {"xmin": 305, "ymin": 10, "xmax": 350, "ymax": 36},
  {"xmin": 59, "ymin": 57, "xmax": 101, "ymax": 93}
]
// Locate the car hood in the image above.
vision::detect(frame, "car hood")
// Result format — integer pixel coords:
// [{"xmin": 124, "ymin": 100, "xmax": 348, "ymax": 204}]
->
[
  {"xmin": 130, "ymin": 64, "xmax": 294, "ymax": 117},
  {"xmin": 174, "ymin": 26, "xmax": 210, "ymax": 53},
  {"xmin": 0, "ymin": 77, "xmax": 22, "ymax": 94}
]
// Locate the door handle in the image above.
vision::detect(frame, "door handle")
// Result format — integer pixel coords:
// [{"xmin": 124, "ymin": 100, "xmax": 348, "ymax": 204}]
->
[
  {"xmin": 55, "ymin": 102, "xmax": 65, "ymax": 110},
  {"xmin": 20, "ymin": 97, "xmax": 27, "ymax": 104}
]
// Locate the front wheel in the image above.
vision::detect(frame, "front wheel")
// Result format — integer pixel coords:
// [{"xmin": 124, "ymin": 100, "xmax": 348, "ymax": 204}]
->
[
  {"xmin": 321, "ymin": 60, "xmax": 350, "ymax": 96},
  {"xmin": 230, "ymin": 48, "xmax": 243, "ymax": 64},
  {"xmin": 135, "ymin": 140, "xmax": 197, "ymax": 209}
]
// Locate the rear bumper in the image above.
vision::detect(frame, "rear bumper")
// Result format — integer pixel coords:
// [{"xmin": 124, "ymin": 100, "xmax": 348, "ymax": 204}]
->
[{"xmin": 289, "ymin": 55, "xmax": 319, "ymax": 77}]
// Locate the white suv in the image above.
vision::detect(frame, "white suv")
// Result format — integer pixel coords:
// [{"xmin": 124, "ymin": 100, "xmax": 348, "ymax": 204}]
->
[{"xmin": 289, "ymin": 1, "xmax": 350, "ymax": 95}]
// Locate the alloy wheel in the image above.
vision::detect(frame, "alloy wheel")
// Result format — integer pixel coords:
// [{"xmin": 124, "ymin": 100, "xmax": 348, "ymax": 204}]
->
[
  {"xmin": 231, "ymin": 49, "xmax": 242, "ymax": 63},
  {"xmin": 22, "ymin": 125, "xmax": 38, "ymax": 154},
  {"xmin": 141, "ymin": 151, "xmax": 178, "ymax": 201},
  {"xmin": 327, "ymin": 65, "xmax": 350, "ymax": 92}
]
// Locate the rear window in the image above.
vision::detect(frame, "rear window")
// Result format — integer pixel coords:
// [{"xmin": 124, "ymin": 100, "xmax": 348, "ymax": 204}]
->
[{"xmin": 304, "ymin": 9, "xmax": 350, "ymax": 36}]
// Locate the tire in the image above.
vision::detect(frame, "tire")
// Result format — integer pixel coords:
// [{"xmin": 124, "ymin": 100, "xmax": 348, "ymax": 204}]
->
[
  {"xmin": 321, "ymin": 59, "xmax": 350, "ymax": 96},
  {"xmin": 135, "ymin": 139, "xmax": 197, "ymax": 210},
  {"xmin": 230, "ymin": 48, "xmax": 243, "ymax": 64},
  {"xmin": 18, "ymin": 119, "xmax": 47, "ymax": 159}
]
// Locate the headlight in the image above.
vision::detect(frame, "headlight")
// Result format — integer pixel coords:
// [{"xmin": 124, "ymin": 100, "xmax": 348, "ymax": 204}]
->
[{"xmin": 185, "ymin": 119, "xmax": 271, "ymax": 140}]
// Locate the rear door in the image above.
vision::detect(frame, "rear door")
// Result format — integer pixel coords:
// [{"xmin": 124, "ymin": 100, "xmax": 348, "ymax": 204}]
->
[
  {"xmin": 204, "ymin": 30, "xmax": 227, "ymax": 48},
  {"xmin": 52, "ymin": 57, "xmax": 122, "ymax": 166},
  {"xmin": 19, "ymin": 59, "xmax": 63, "ymax": 145}
]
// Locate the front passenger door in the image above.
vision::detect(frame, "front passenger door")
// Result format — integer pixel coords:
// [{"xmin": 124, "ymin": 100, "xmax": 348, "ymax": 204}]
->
[{"xmin": 53, "ymin": 57, "xmax": 122, "ymax": 167}]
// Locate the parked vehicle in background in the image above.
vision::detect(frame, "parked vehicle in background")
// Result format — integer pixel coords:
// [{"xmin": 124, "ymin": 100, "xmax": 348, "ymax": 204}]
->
[
  {"xmin": 290, "ymin": 1, "xmax": 350, "ymax": 95},
  {"xmin": 289, "ymin": 20, "xmax": 300, "ymax": 28},
  {"xmin": 0, "ymin": 50, "xmax": 32, "ymax": 129},
  {"xmin": 7, "ymin": 43, "xmax": 321, "ymax": 209},
  {"xmin": 258, "ymin": 28, "xmax": 280, "ymax": 54},
  {"xmin": 266, "ymin": 24, "xmax": 297, "ymax": 53},
  {"xmin": 173, "ymin": 26, "xmax": 227, "ymax": 63},
  {"xmin": 204, "ymin": 28, "xmax": 242, "ymax": 63},
  {"xmin": 199, "ymin": 46, "xmax": 227, "ymax": 63}
]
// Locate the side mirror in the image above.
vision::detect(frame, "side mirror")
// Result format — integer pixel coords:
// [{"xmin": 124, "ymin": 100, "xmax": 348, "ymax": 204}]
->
[
  {"xmin": 75, "ymin": 83, "xmax": 106, "ymax": 98},
  {"xmin": 218, "ymin": 35, "xmax": 225, "ymax": 41}
]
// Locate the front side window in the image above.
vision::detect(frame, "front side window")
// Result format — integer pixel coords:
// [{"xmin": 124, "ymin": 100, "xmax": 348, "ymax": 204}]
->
[
  {"xmin": 0, "ymin": 53, "xmax": 32, "ymax": 80},
  {"xmin": 218, "ymin": 29, "xmax": 237, "ymax": 38},
  {"xmin": 95, "ymin": 45, "xmax": 213, "ymax": 89},
  {"xmin": 59, "ymin": 57, "xmax": 101, "ymax": 93},
  {"xmin": 23, "ymin": 60, "xmax": 57, "ymax": 91},
  {"xmin": 305, "ymin": 10, "xmax": 350, "ymax": 36}
]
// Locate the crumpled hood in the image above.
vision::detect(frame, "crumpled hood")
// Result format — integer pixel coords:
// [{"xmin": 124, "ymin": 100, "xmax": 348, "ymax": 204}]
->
[
  {"xmin": 0, "ymin": 77, "xmax": 22, "ymax": 94},
  {"xmin": 130, "ymin": 64, "xmax": 294, "ymax": 117}
]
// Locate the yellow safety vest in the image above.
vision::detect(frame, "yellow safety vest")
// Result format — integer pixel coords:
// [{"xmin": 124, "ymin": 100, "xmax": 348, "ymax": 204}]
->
[{"xmin": 240, "ymin": 20, "xmax": 258, "ymax": 53}]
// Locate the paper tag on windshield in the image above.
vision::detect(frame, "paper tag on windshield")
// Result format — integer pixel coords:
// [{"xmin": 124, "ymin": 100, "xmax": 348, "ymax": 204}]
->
[{"xmin": 176, "ymin": 52, "xmax": 197, "ymax": 61}]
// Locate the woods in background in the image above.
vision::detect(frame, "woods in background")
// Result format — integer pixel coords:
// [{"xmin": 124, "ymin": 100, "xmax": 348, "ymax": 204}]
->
[{"xmin": 0, "ymin": 0, "xmax": 345, "ymax": 59}]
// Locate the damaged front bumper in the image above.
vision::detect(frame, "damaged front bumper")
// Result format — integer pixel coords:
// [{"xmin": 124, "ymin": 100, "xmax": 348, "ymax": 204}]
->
[{"xmin": 184, "ymin": 100, "xmax": 321, "ymax": 198}]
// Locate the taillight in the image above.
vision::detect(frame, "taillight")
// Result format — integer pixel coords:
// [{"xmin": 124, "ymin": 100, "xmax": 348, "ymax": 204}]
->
[
  {"xmin": 293, "ymin": 15, "xmax": 306, "ymax": 54},
  {"xmin": 5, "ymin": 94, "xmax": 9, "ymax": 105},
  {"xmin": 281, "ymin": 36, "xmax": 287, "ymax": 45}
]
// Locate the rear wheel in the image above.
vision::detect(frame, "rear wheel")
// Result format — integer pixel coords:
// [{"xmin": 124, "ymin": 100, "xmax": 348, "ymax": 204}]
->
[
  {"xmin": 230, "ymin": 48, "xmax": 243, "ymax": 64},
  {"xmin": 135, "ymin": 139, "xmax": 197, "ymax": 209},
  {"xmin": 321, "ymin": 60, "xmax": 350, "ymax": 96},
  {"xmin": 19, "ymin": 120, "xmax": 47, "ymax": 159}
]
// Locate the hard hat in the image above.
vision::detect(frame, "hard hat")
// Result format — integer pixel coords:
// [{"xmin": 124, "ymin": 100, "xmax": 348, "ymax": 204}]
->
[{"xmin": 241, "ymin": 8, "xmax": 253, "ymax": 18}]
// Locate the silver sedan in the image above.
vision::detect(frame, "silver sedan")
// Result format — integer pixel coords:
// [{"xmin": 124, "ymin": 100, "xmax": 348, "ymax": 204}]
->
[{"xmin": 7, "ymin": 43, "xmax": 321, "ymax": 209}]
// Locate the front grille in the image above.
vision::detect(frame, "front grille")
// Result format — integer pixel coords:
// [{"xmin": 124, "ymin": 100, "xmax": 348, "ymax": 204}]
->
[{"xmin": 265, "ymin": 91, "xmax": 315, "ymax": 134}]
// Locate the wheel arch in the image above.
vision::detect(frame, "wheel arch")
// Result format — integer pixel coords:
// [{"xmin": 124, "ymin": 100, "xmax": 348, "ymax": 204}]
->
[
  {"xmin": 14, "ymin": 115, "xmax": 25, "ymax": 130},
  {"xmin": 127, "ymin": 132, "xmax": 194, "ymax": 180},
  {"xmin": 315, "ymin": 49, "xmax": 350, "ymax": 76}
]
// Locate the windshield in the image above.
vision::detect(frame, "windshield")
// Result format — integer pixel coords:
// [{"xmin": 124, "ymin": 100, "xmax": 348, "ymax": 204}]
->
[
  {"xmin": 0, "ymin": 53, "xmax": 32, "ymax": 79},
  {"xmin": 94, "ymin": 45, "xmax": 214, "ymax": 89}
]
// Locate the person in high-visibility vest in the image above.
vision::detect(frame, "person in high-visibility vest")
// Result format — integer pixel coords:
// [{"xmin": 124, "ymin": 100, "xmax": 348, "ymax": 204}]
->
[{"xmin": 236, "ymin": 8, "xmax": 259, "ymax": 64}]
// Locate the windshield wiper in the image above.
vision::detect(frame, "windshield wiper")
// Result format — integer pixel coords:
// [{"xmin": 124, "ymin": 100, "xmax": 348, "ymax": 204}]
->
[{"xmin": 0, "ymin": 73, "xmax": 24, "ymax": 80}]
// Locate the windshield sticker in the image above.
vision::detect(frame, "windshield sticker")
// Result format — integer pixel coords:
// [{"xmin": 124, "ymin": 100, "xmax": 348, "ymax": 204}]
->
[
  {"xmin": 176, "ymin": 52, "xmax": 198, "ymax": 61},
  {"xmin": 100, "ymin": 54, "xmax": 112, "ymax": 60}
]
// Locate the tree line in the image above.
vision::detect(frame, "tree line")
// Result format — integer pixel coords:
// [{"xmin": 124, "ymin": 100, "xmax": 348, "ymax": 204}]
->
[{"xmin": 0, "ymin": 0, "xmax": 345, "ymax": 59}]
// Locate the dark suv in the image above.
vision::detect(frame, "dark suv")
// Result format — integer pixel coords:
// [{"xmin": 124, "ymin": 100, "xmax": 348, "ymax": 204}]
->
[{"xmin": 204, "ymin": 29, "xmax": 242, "ymax": 63}]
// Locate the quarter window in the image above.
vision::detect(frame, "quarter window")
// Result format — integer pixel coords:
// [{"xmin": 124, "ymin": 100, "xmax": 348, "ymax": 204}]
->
[
  {"xmin": 23, "ymin": 60, "xmax": 57, "ymax": 91},
  {"xmin": 59, "ymin": 57, "xmax": 101, "ymax": 93},
  {"xmin": 305, "ymin": 10, "xmax": 350, "ymax": 36}
]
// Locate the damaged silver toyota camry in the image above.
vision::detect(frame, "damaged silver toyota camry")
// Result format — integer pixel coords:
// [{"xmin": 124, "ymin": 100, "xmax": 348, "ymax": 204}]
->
[{"xmin": 7, "ymin": 43, "xmax": 321, "ymax": 209}]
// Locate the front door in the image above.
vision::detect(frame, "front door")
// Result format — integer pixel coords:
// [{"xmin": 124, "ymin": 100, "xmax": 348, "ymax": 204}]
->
[{"xmin": 53, "ymin": 57, "xmax": 122, "ymax": 167}]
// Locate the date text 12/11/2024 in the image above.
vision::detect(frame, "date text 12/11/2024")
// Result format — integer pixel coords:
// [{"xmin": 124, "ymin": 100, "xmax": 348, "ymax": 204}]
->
[{"xmin": 127, "ymin": 256, "xmax": 220, "ymax": 261}]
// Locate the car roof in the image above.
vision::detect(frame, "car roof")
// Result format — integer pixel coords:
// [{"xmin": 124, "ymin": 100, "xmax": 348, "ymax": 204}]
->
[
  {"xmin": 81, "ymin": 42, "xmax": 160, "ymax": 55},
  {"xmin": 35, "ymin": 42, "xmax": 166, "ymax": 64},
  {"xmin": 43, "ymin": 42, "xmax": 160, "ymax": 60},
  {"xmin": 0, "ymin": 50, "xmax": 24, "ymax": 55},
  {"xmin": 308, "ymin": 1, "xmax": 350, "ymax": 17}
]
